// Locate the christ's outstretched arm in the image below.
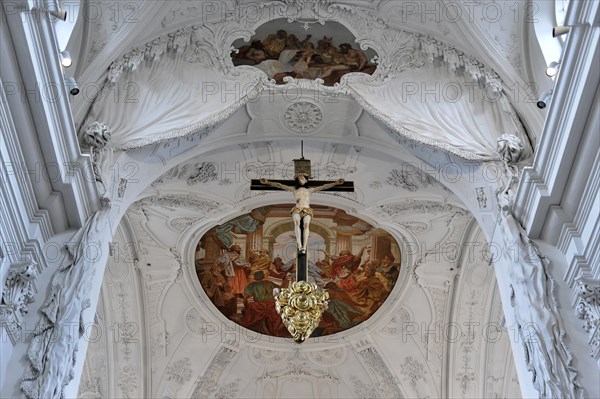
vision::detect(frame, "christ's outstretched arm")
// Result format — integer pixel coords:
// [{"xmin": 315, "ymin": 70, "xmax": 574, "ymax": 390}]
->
[
  {"xmin": 308, "ymin": 178, "xmax": 345, "ymax": 193},
  {"xmin": 260, "ymin": 178, "xmax": 295, "ymax": 192}
]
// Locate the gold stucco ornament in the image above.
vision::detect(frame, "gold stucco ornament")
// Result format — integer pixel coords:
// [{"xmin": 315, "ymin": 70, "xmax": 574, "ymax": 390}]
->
[{"xmin": 273, "ymin": 281, "xmax": 329, "ymax": 343}]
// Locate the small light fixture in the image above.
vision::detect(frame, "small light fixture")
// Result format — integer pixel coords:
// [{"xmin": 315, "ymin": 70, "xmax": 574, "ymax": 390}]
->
[
  {"xmin": 36, "ymin": 7, "xmax": 68, "ymax": 21},
  {"xmin": 537, "ymin": 91, "xmax": 553, "ymax": 109},
  {"xmin": 65, "ymin": 76, "xmax": 79, "ymax": 95},
  {"xmin": 553, "ymin": 26, "xmax": 571, "ymax": 37},
  {"xmin": 545, "ymin": 61, "xmax": 560, "ymax": 77},
  {"xmin": 60, "ymin": 51, "xmax": 72, "ymax": 68}
]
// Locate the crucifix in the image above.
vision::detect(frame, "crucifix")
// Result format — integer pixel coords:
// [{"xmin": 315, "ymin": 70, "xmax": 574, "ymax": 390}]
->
[
  {"xmin": 251, "ymin": 143, "xmax": 354, "ymax": 275},
  {"xmin": 250, "ymin": 142, "xmax": 355, "ymax": 342}
]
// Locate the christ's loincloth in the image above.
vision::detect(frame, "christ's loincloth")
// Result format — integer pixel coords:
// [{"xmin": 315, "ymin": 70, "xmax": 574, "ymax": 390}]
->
[{"xmin": 291, "ymin": 206, "xmax": 313, "ymax": 218}]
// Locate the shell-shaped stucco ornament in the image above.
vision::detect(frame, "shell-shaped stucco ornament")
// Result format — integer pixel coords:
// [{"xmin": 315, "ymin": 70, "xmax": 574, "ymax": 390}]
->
[
  {"xmin": 496, "ymin": 133, "xmax": 524, "ymax": 166},
  {"xmin": 82, "ymin": 122, "xmax": 112, "ymax": 149}
]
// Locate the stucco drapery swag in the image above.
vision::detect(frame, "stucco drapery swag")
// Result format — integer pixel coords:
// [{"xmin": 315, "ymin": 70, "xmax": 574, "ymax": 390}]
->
[
  {"xmin": 86, "ymin": 55, "xmax": 528, "ymax": 160},
  {"xmin": 21, "ymin": 206, "xmax": 111, "ymax": 399},
  {"xmin": 86, "ymin": 57, "xmax": 267, "ymax": 150},
  {"xmin": 346, "ymin": 63, "xmax": 527, "ymax": 161}
]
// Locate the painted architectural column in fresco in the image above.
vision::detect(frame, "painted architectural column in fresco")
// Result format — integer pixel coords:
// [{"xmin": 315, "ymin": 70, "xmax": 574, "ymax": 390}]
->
[
  {"xmin": 200, "ymin": 234, "xmax": 223, "ymax": 269},
  {"xmin": 334, "ymin": 233, "xmax": 352, "ymax": 254},
  {"xmin": 371, "ymin": 235, "xmax": 391, "ymax": 262},
  {"xmin": 245, "ymin": 225, "xmax": 264, "ymax": 256},
  {"xmin": 326, "ymin": 238, "xmax": 336, "ymax": 260}
]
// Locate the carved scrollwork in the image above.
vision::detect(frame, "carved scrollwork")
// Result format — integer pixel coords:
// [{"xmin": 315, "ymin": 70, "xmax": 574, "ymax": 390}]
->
[
  {"xmin": 307, "ymin": 347, "xmax": 346, "ymax": 366},
  {"xmin": 380, "ymin": 307, "xmax": 411, "ymax": 336},
  {"xmin": 250, "ymin": 348, "xmax": 286, "ymax": 366},
  {"xmin": 108, "ymin": 19, "xmax": 256, "ymax": 83},
  {"xmin": 575, "ymin": 278, "xmax": 600, "ymax": 359},
  {"xmin": 497, "ymin": 133, "xmax": 525, "ymax": 167},
  {"xmin": 0, "ymin": 258, "xmax": 38, "ymax": 344},
  {"xmin": 133, "ymin": 194, "xmax": 221, "ymax": 214},
  {"xmin": 399, "ymin": 356, "xmax": 431, "ymax": 397},
  {"xmin": 166, "ymin": 357, "xmax": 192, "ymax": 385},
  {"xmin": 82, "ymin": 122, "xmax": 112, "ymax": 149},
  {"xmin": 355, "ymin": 346, "xmax": 403, "ymax": 398},
  {"xmin": 384, "ymin": 168, "xmax": 434, "ymax": 191},
  {"xmin": 2, "ymin": 260, "xmax": 37, "ymax": 314},
  {"xmin": 258, "ymin": 350, "xmax": 339, "ymax": 382},
  {"xmin": 169, "ymin": 217, "xmax": 202, "ymax": 233},
  {"xmin": 191, "ymin": 346, "xmax": 237, "ymax": 398},
  {"xmin": 379, "ymin": 200, "xmax": 458, "ymax": 217},
  {"xmin": 360, "ymin": 29, "xmax": 419, "ymax": 82},
  {"xmin": 117, "ymin": 366, "xmax": 138, "ymax": 398},
  {"xmin": 496, "ymin": 133, "xmax": 525, "ymax": 201}
]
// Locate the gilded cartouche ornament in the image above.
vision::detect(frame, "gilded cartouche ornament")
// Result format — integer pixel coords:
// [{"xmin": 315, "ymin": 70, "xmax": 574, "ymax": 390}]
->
[{"xmin": 274, "ymin": 281, "xmax": 329, "ymax": 343}]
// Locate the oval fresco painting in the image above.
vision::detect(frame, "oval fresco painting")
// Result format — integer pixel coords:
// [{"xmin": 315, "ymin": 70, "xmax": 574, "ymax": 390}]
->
[{"xmin": 195, "ymin": 204, "xmax": 401, "ymax": 338}]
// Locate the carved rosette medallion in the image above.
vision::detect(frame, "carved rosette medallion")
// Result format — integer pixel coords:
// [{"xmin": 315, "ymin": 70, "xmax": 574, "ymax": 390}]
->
[
  {"xmin": 274, "ymin": 281, "xmax": 329, "ymax": 342},
  {"xmin": 284, "ymin": 101, "xmax": 323, "ymax": 134}
]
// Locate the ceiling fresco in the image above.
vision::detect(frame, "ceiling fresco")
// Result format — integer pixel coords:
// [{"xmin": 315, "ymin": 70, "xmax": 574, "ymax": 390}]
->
[
  {"xmin": 195, "ymin": 204, "xmax": 401, "ymax": 338},
  {"xmin": 232, "ymin": 19, "xmax": 376, "ymax": 85}
]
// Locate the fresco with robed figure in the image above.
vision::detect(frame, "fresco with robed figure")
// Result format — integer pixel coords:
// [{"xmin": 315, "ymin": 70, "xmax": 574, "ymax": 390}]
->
[
  {"xmin": 195, "ymin": 204, "xmax": 401, "ymax": 338},
  {"xmin": 232, "ymin": 20, "xmax": 377, "ymax": 86}
]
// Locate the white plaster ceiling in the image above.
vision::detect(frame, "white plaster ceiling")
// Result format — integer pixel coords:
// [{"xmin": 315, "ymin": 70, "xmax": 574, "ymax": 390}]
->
[
  {"xmin": 71, "ymin": 1, "xmax": 529, "ymax": 397},
  {"xmin": 74, "ymin": 0, "xmax": 527, "ymax": 83},
  {"xmin": 79, "ymin": 174, "xmax": 522, "ymax": 398},
  {"xmin": 78, "ymin": 101, "xmax": 521, "ymax": 397}
]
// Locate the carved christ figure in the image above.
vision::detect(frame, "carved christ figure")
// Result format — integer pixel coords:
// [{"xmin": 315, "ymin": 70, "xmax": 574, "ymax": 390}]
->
[{"xmin": 260, "ymin": 174, "xmax": 345, "ymax": 253}]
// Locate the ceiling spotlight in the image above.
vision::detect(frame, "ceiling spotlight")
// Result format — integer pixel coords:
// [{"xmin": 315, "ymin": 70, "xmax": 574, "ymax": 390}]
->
[
  {"xmin": 65, "ymin": 76, "xmax": 79, "ymax": 95},
  {"xmin": 60, "ymin": 51, "xmax": 72, "ymax": 67},
  {"xmin": 545, "ymin": 61, "xmax": 560, "ymax": 77},
  {"xmin": 38, "ymin": 8, "xmax": 67, "ymax": 21},
  {"xmin": 537, "ymin": 91, "xmax": 552, "ymax": 109},
  {"xmin": 553, "ymin": 26, "xmax": 571, "ymax": 37}
]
